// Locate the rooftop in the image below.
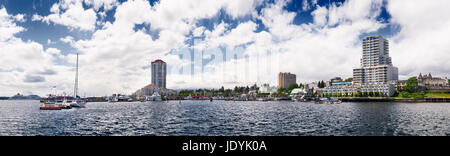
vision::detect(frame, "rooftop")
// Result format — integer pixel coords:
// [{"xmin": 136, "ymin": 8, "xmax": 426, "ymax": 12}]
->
[{"xmin": 152, "ymin": 59, "xmax": 166, "ymax": 63}]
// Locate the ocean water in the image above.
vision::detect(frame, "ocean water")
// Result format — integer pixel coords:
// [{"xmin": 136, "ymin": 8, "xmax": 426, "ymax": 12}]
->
[{"xmin": 0, "ymin": 100, "xmax": 448, "ymax": 136}]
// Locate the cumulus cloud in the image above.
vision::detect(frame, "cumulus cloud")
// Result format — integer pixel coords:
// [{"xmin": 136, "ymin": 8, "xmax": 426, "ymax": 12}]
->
[
  {"xmin": 83, "ymin": 0, "xmax": 119, "ymax": 11},
  {"xmin": 387, "ymin": 0, "xmax": 450, "ymax": 79},
  {"xmin": 31, "ymin": 14, "xmax": 43, "ymax": 21},
  {"xmin": 23, "ymin": 75, "xmax": 46, "ymax": 83},
  {"xmin": 58, "ymin": 0, "xmax": 266, "ymax": 95},
  {"xmin": 0, "ymin": 8, "xmax": 25, "ymax": 41},
  {"xmin": 0, "ymin": 7, "xmax": 70, "ymax": 96},
  {"xmin": 35, "ymin": 68, "xmax": 58, "ymax": 75},
  {"xmin": 1, "ymin": 0, "xmax": 449, "ymax": 96},
  {"xmin": 39, "ymin": 0, "xmax": 98, "ymax": 31},
  {"xmin": 14, "ymin": 14, "xmax": 26, "ymax": 22},
  {"xmin": 60, "ymin": 35, "xmax": 75, "ymax": 44}
]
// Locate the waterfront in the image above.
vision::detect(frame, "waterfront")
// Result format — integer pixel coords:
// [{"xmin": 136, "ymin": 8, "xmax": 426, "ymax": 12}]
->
[{"xmin": 0, "ymin": 100, "xmax": 449, "ymax": 136}]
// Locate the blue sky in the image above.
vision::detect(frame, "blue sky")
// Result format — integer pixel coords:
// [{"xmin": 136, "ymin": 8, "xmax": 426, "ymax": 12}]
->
[
  {"xmin": 0, "ymin": 0, "xmax": 449, "ymax": 96},
  {"xmin": 1, "ymin": 0, "xmax": 395, "ymax": 53}
]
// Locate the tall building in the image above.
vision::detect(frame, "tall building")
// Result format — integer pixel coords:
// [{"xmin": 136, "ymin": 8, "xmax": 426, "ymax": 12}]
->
[
  {"xmin": 353, "ymin": 35, "xmax": 398, "ymax": 85},
  {"xmin": 151, "ymin": 59, "xmax": 167, "ymax": 88},
  {"xmin": 278, "ymin": 72, "xmax": 296, "ymax": 89}
]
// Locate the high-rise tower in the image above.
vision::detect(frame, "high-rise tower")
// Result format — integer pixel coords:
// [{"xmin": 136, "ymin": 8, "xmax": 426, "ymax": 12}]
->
[
  {"xmin": 151, "ymin": 59, "xmax": 167, "ymax": 88},
  {"xmin": 353, "ymin": 35, "xmax": 398, "ymax": 85}
]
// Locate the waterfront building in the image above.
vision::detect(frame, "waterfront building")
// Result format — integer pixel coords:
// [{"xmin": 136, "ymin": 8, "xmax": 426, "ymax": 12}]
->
[
  {"xmin": 417, "ymin": 73, "xmax": 450, "ymax": 92},
  {"xmin": 290, "ymin": 88, "xmax": 311, "ymax": 97},
  {"xmin": 323, "ymin": 84, "xmax": 395, "ymax": 97},
  {"xmin": 396, "ymin": 80, "xmax": 408, "ymax": 91},
  {"xmin": 418, "ymin": 73, "xmax": 449, "ymax": 87},
  {"xmin": 259, "ymin": 84, "xmax": 277, "ymax": 94},
  {"xmin": 326, "ymin": 77, "xmax": 343, "ymax": 87},
  {"xmin": 353, "ymin": 35, "xmax": 398, "ymax": 85},
  {"xmin": 323, "ymin": 35, "xmax": 398, "ymax": 97},
  {"xmin": 133, "ymin": 84, "xmax": 176, "ymax": 100},
  {"xmin": 330, "ymin": 81, "xmax": 353, "ymax": 86},
  {"xmin": 278, "ymin": 72, "xmax": 296, "ymax": 89},
  {"xmin": 151, "ymin": 59, "xmax": 167, "ymax": 88}
]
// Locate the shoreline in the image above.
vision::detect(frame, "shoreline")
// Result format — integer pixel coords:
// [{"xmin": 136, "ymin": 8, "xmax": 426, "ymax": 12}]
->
[
  {"xmin": 336, "ymin": 97, "xmax": 450, "ymax": 103},
  {"xmin": 2, "ymin": 98, "xmax": 450, "ymax": 103}
]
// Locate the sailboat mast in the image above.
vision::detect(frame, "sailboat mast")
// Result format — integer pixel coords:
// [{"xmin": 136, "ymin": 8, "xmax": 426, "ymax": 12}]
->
[{"xmin": 74, "ymin": 53, "xmax": 79, "ymax": 98}]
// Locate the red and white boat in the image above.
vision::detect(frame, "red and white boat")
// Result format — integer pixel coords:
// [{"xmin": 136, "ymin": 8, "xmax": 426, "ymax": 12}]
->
[{"xmin": 40, "ymin": 100, "xmax": 62, "ymax": 110}]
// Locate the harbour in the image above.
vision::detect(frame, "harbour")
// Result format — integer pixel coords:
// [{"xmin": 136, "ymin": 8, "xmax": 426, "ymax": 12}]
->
[{"xmin": 1, "ymin": 100, "xmax": 449, "ymax": 136}]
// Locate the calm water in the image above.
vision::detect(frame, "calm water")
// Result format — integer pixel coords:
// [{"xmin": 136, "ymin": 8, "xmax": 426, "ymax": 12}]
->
[{"xmin": 0, "ymin": 100, "xmax": 449, "ymax": 136}]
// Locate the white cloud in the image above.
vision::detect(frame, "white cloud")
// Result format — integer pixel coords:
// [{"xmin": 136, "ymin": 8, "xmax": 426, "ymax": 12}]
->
[
  {"xmin": 60, "ymin": 35, "xmax": 75, "ymax": 44},
  {"xmin": 41, "ymin": 0, "xmax": 98, "ymax": 31},
  {"xmin": 302, "ymin": 0, "xmax": 310, "ymax": 11},
  {"xmin": 0, "ymin": 8, "xmax": 25, "ymax": 41},
  {"xmin": 31, "ymin": 14, "xmax": 43, "ymax": 21},
  {"xmin": 57, "ymin": 0, "xmax": 265, "ymax": 95},
  {"xmin": 14, "ymin": 14, "xmax": 26, "ymax": 22},
  {"xmin": 3, "ymin": 0, "xmax": 449, "ymax": 96},
  {"xmin": 311, "ymin": 5, "xmax": 328, "ymax": 26},
  {"xmin": 387, "ymin": 0, "xmax": 450, "ymax": 79},
  {"xmin": 83, "ymin": 0, "xmax": 119, "ymax": 11},
  {"xmin": 327, "ymin": 0, "xmax": 383, "ymax": 26},
  {"xmin": 223, "ymin": 0, "xmax": 263, "ymax": 19},
  {"xmin": 0, "ymin": 7, "xmax": 70, "ymax": 96}
]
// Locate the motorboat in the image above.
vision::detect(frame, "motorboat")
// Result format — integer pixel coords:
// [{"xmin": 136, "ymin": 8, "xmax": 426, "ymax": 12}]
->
[
  {"xmin": 314, "ymin": 98, "xmax": 342, "ymax": 104},
  {"xmin": 71, "ymin": 99, "xmax": 86, "ymax": 108},
  {"xmin": 184, "ymin": 95, "xmax": 193, "ymax": 100},
  {"xmin": 147, "ymin": 92, "xmax": 162, "ymax": 101}
]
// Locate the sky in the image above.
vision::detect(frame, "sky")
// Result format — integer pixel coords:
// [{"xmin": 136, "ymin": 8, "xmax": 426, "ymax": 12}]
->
[{"xmin": 0, "ymin": 0, "xmax": 449, "ymax": 97}]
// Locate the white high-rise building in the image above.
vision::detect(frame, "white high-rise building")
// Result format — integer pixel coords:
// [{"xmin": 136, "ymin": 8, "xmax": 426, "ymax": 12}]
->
[
  {"xmin": 151, "ymin": 59, "xmax": 167, "ymax": 88},
  {"xmin": 353, "ymin": 35, "xmax": 398, "ymax": 85}
]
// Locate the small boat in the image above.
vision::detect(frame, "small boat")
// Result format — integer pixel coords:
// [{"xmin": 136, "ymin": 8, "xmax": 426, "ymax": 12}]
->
[
  {"xmin": 147, "ymin": 92, "xmax": 162, "ymax": 101},
  {"xmin": 40, "ymin": 100, "xmax": 62, "ymax": 110},
  {"xmin": 257, "ymin": 97, "xmax": 269, "ymax": 101},
  {"xmin": 314, "ymin": 98, "xmax": 342, "ymax": 104},
  {"xmin": 71, "ymin": 99, "xmax": 86, "ymax": 108},
  {"xmin": 60, "ymin": 97, "xmax": 72, "ymax": 109},
  {"xmin": 184, "ymin": 95, "xmax": 193, "ymax": 100}
]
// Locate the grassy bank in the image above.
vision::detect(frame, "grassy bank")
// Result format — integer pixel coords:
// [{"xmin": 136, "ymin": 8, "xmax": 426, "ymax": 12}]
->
[{"xmin": 425, "ymin": 92, "xmax": 450, "ymax": 98}]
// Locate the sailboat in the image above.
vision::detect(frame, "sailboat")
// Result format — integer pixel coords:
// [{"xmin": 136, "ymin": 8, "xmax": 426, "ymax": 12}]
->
[{"xmin": 70, "ymin": 53, "xmax": 87, "ymax": 108}]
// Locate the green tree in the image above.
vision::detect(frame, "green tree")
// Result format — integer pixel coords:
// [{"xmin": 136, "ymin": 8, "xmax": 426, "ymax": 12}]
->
[
  {"xmin": 318, "ymin": 81, "xmax": 326, "ymax": 88},
  {"xmin": 345, "ymin": 78, "xmax": 353, "ymax": 82},
  {"xmin": 404, "ymin": 77, "xmax": 418, "ymax": 93},
  {"xmin": 287, "ymin": 83, "xmax": 299, "ymax": 91}
]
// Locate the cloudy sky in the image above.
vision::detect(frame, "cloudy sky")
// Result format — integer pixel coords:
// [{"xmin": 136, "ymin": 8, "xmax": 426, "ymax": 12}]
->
[{"xmin": 0, "ymin": 0, "xmax": 449, "ymax": 97}]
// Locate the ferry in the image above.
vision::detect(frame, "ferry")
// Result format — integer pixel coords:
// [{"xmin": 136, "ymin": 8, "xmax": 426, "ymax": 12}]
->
[
  {"xmin": 40, "ymin": 94, "xmax": 72, "ymax": 109},
  {"xmin": 40, "ymin": 100, "xmax": 62, "ymax": 110}
]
